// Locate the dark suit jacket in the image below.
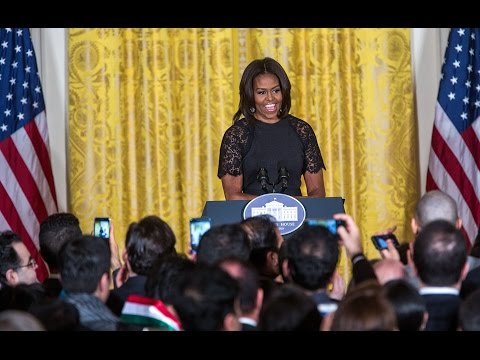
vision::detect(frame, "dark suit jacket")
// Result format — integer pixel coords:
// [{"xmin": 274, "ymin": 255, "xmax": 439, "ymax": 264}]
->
[
  {"xmin": 460, "ymin": 266, "xmax": 480, "ymax": 299},
  {"xmin": 107, "ymin": 275, "xmax": 147, "ymax": 316},
  {"xmin": 422, "ymin": 293, "xmax": 461, "ymax": 331},
  {"xmin": 241, "ymin": 322, "xmax": 257, "ymax": 331}
]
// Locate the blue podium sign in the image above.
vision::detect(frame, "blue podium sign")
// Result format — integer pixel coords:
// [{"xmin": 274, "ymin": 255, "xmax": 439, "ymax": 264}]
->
[{"xmin": 243, "ymin": 193, "xmax": 306, "ymax": 235}]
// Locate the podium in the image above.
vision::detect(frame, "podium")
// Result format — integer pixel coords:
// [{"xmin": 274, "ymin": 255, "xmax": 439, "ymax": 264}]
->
[{"xmin": 202, "ymin": 197, "xmax": 345, "ymax": 229}]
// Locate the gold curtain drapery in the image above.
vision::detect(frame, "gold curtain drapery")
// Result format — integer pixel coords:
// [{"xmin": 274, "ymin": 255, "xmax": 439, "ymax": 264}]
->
[{"xmin": 68, "ymin": 28, "xmax": 418, "ymax": 282}]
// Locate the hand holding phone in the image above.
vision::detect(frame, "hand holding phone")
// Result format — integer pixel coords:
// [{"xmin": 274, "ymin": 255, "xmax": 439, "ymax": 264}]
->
[
  {"xmin": 189, "ymin": 217, "xmax": 211, "ymax": 255},
  {"xmin": 94, "ymin": 217, "xmax": 111, "ymax": 240},
  {"xmin": 371, "ymin": 233, "xmax": 400, "ymax": 251}
]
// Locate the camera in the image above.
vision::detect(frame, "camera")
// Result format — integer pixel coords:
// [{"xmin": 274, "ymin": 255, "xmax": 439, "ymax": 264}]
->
[
  {"xmin": 94, "ymin": 217, "xmax": 111, "ymax": 240},
  {"xmin": 304, "ymin": 218, "xmax": 346, "ymax": 235},
  {"xmin": 370, "ymin": 233, "xmax": 400, "ymax": 251},
  {"xmin": 189, "ymin": 217, "xmax": 212, "ymax": 255}
]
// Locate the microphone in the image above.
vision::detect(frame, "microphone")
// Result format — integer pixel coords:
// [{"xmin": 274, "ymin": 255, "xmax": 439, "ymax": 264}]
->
[
  {"xmin": 257, "ymin": 167, "xmax": 270, "ymax": 193},
  {"xmin": 278, "ymin": 166, "xmax": 289, "ymax": 192}
]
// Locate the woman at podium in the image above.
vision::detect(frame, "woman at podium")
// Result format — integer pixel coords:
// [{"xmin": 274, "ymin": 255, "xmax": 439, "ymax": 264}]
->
[{"xmin": 218, "ymin": 57, "xmax": 326, "ymax": 200}]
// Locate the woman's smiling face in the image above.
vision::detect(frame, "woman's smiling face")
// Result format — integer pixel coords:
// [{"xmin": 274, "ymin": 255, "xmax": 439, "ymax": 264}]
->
[{"xmin": 253, "ymin": 73, "xmax": 282, "ymax": 123}]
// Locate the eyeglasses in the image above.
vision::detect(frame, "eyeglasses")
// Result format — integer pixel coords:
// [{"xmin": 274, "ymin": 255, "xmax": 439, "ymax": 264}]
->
[{"xmin": 15, "ymin": 258, "xmax": 37, "ymax": 270}]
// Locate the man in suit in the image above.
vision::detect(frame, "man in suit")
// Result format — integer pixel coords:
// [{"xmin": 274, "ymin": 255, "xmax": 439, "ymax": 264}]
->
[
  {"xmin": 379, "ymin": 190, "xmax": 479, "ymax": 292},
  {"xmin": 413, "ymin": 220, "xmax": 468, "ymax": 331}
]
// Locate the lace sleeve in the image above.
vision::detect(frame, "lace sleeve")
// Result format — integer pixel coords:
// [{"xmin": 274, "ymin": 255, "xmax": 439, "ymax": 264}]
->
[
  {"xmin": 291, "ymin": 117, "xmax": 326, "ymax": 173},
  {"xmin": 217, "ymin": 121, "xmax": 250, "ymax": 178}
]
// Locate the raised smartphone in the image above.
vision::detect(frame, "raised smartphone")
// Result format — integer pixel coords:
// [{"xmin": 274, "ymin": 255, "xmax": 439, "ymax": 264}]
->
[
  {"xmin": 304, "ymin": 218, "xmax": 346, "ymax": 235},
  {"xmin": 94, "ymin": 217, "xmax": 111, "ymax": 240},
  {"xmin": 371, "ymin": 233, "xmax": 400, "ymax": 251},
  {"xmin": 189, "ymin": 217, "xmax": 211, "ymax": 254}
]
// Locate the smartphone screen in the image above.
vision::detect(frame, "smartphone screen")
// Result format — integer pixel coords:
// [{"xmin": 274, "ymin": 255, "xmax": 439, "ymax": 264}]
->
[
  {"xmin": 190, "ymin": 217, "xmax": 211, "ymax": 254},
  {"xmin": 304, "ymin": 218, "xmax": 345, "ymax": 235},
  {"xmin": 371, "ymin": 234, "xmax": 400, "ymax": 251},
  {"xmin": 94, "ymin": 217, "xmax": 111, "ymax": 240}
]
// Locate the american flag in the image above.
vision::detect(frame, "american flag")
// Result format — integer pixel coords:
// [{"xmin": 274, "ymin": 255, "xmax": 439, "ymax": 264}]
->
[
  {"xmin": 427, "ymin": 28, "xmax": 480, "ymax": 245},
  {"xmin": 0, "ymin": 28, "xmax": 57, "ymax": 281}
]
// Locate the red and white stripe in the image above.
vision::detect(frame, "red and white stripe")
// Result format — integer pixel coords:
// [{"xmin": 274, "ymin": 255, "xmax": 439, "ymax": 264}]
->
[
  {"xmin": 427, "ymin": 103, "xmax": 480, "ymax": 245},
  {"xmin": 0, "ymin": 111, "xmax": 57, "ymax": 281}
]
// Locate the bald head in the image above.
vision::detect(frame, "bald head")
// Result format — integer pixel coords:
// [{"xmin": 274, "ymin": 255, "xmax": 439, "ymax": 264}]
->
[
  {"xmin": 373, "ymin": 259, "xmax": 406, "ymax": 285},
  {"xmin": 415, "ymin": 190, "xmax": 459, "ymax": 228}
]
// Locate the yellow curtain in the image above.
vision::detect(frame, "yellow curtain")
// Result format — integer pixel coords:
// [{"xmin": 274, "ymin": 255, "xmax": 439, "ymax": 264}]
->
[{"xmin": 68, "ymin": 28, "xmax": 418, "ymax": 281}]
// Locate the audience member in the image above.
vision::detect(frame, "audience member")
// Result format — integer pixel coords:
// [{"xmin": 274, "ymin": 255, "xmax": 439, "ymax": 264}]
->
[
  {"xmin": 384, "ymin": 279, "xmax": 427, "ymax": 331},
  {"xmin": 241, "ymin": 215, "xmax": 283, "ymax": 283},
  {"xmin": 330, "ymin": 280, "xmax": 397, "ymax": 331},
  {"xmin": 258, "ymin": 284, "xmax": 320, "ymax": 331},
  {"xmin": 59, "ymin": 235, "xmax": 119, "ymax": 331},
  {"xmin": 145, "ymin": 253, "xmax": 195, "ymax": 305},
  {"xmin": 196, "ymin": 224, "xmax": 250, "ymax": 266},
  {"xmin": 0, "ymin": 231, "xmax": 38, "ymax": 286},
  {"xmin": 284, "ymin": 224, "xmax": 340, "ymax": 320},
  {"xmin": 39, "ymin": 212, "xmax": 82, "ymax": 297},
  {"xmin": 413, "ymin": 220, "xmax": 468, "ymax": 331},
  {"xmin": 170, "ymin": 265, "xmax": 240, "ymax": 331},
  {"xmin": 110, "ymin": 215, "xmax": 177, "ymax": 314},
  {"xmin": 219, "ymin": 257, "xmax": 263, "ymax": 331},
  {"xmin": 118, "ymin": 253, "xmax": 195, "ymax": 330}
]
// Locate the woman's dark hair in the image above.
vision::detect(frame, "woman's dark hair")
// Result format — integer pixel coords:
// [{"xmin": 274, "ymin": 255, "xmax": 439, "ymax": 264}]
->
[
  {"xmin": 125, "ymin": 215, "xmax": 177, "ymax": 275},
  {"xmin": 384, "ymin": 279, "xmax": 426, "ymax": 331},
  {"xmin": 233, "ymin": 57, "xmax": 291, "ymax": 124}
]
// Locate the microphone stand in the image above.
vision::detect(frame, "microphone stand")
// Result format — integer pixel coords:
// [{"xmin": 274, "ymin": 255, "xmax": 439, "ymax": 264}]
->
[
  {"xmin": 257, "ymin": 168, "xmax": 272, "ymax": 193},
  {"xmin": 276, "ymin": 167, "xmax": 289, "ymax": 193}
]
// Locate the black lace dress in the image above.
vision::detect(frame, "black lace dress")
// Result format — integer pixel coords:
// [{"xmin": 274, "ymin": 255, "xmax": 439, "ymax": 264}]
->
[{"xmin": 218, "ymin": 114, "xmax": 325, "ymax": 196}]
